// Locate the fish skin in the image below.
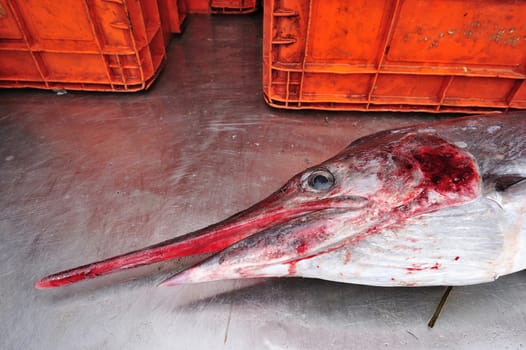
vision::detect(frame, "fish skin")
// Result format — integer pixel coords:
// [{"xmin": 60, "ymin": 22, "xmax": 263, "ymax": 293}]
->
[{"xmin": 36, "ymin": 112, "xmax": 526, "ymax": 289}]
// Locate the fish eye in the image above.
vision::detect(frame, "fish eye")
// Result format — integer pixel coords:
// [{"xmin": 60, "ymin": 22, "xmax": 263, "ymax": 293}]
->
[{"xmin": 307, "ymin": 169, "xmax": 335, "ymax": 191}]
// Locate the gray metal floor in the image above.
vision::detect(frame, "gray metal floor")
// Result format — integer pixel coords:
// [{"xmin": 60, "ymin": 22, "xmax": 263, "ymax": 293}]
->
[{"xmin": 1, "ymin": 14, "xmax": 525, "ymax": 350}]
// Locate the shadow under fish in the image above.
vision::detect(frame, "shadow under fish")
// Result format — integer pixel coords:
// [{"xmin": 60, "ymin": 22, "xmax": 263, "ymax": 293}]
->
[{"xmin": 36, "ymin": 112, "xmax": 526, "ymax": 290}]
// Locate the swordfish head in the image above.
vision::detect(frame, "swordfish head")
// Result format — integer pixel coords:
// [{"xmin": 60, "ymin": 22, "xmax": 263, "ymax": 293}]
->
[
  {"xmin": 160, "ymin": 132, "xmax": 481, "ymax": 285},
  {"xmin": 36, "ymin": 129, "xmax": 480, "ymax": 289}
]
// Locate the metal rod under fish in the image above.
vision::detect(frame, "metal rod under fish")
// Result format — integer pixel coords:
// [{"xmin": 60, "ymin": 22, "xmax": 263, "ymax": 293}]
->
[{"xmin": 428, "ymin": 286, "xmax": 453, "ymax": 328}]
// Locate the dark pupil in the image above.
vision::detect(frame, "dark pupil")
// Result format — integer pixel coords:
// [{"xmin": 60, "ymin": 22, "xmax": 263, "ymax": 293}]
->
[{"xmin": 312, "ymin": 174, "xmax": 331, "ymax": 190}]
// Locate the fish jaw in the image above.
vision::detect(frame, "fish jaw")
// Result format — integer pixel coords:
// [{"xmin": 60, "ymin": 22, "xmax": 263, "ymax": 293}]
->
[
  {"xmin": 161, "ymin": 133, "xmax": 482, "ymax": 287},
  {"xmin": 159, "ymin": 210, "xmax": 374, "ymax": 286}
]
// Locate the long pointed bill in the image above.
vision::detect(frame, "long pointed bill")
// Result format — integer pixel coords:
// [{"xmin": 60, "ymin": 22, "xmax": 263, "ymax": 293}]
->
[{"xmin": 35, "ymin": 187, "xmax": 368, "ymax": 289}]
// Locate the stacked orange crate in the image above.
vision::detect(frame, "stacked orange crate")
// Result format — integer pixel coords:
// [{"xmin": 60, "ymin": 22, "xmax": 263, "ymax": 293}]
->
[
  {"xmin": 186, "ymin": 0, "xmax": 258, "ymax": 14},
  {"xmin": 210, "ymin": 0, "xmax": 258, "ymax": 14},
  {"xmin": 263, "ymin": 0, "xmax": 526, "ymax": 113},
  {"xmin": 0, "ymin": 0, "xmax": 183, "ymax": 92}
]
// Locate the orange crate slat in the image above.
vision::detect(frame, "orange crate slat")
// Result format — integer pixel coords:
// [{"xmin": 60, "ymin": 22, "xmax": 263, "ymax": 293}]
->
[
  {"xmin": 263, "ymin": 0, "xmax": 526, "ymax": 113},
  {"xmin": 0, "ymin": 0, "xmax": 177, "ymax": 92},
  {"xmin": 159, "ymin": 0, "xmax": 187, "ymax": 36}
]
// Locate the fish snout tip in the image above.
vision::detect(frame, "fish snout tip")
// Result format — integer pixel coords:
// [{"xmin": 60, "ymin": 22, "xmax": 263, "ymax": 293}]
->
[
  {"xmin": 34, "ymin": 278, "xmax": 53, "ymax": 290},
  {"xmin": 34, "ymin": 281, "xmax": 45, "ymax": 290}
]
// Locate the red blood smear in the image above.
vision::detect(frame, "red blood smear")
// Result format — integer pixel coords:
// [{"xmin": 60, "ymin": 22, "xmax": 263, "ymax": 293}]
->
[
  {"xmin": 296, "ymin": 241, "xmax": 309, "ymax": 255},
  {"xmin": 406, "ymin": 266, "xmax": 424, "ymax": 272},
  {"xmin": 412, "ymin": 144, "xmax": 478, "ymax": 196},
  {"xmin": 288, "ymin": 261, "xmax": 297, "ymax": 275},
  {"xmin": 395, "ymin": 137, "xmax": 480, "ymax": 218},
  {"xmin": 343, "ymin": 249, "xmax": 352, "ymax": 264},
  {"xmin": 406, "ymin": 262, "xmax": 440, "ymax": 272}
]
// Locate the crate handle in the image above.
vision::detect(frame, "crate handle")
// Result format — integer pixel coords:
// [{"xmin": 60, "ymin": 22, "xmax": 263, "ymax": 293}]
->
[
  {"xmin": 110, "ymin": 21, "xmax": 130, "ymax": 30},
  {"xmin": 272, "ymin": 37, "xmax": 297, "ymax": 45},
  {"xmin": 273, "ymin": 9, "xmax": 298, "ymax": 17}
]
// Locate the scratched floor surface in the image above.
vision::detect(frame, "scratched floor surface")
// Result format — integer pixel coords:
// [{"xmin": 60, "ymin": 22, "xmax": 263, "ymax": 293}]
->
[{"xmin": 1, "ymin": 14, "xmax": 525, "ymax": 350}]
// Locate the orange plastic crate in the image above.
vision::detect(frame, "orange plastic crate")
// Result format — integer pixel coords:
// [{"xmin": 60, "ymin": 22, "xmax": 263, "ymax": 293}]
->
[
  {"xmin": 210, "ymin": 0, "xmax": 258, "ymax": 14},
  {"xmin": 263, "ymin": 0, "xmax": 526, "ymax": 113},
  {"xmin": 0, "ymin": 0, "xmax": 174, "ymax": 92},
  {"xmin": 186, "ymin": 0, "xmax": 258, "ymax": 14}
]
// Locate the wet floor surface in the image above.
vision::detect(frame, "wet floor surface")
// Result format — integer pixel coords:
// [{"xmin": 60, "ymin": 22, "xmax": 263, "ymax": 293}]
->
[{"xmin": 1, "ymin": 14, "xmax": 525, "ymax": 350}]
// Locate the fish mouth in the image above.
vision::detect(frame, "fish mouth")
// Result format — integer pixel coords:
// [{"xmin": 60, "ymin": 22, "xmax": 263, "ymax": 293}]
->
[
  {"xmin": 158, "ymin": 207, "xmax": 362, "ymax": 286},
  {"xmin": 35, "ymin": 190, "xmax": 368, "ymax": 289}
]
